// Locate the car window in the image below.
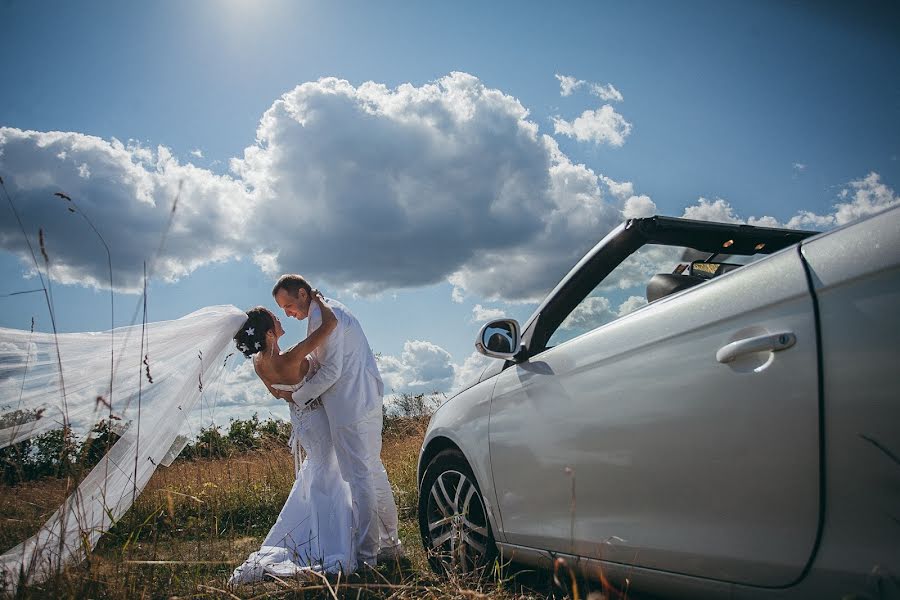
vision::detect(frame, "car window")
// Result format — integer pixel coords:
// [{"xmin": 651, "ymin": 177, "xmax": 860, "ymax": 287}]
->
[{"xmin": 545, "ymin": 244, "xmax": 686, "ymax": 349}]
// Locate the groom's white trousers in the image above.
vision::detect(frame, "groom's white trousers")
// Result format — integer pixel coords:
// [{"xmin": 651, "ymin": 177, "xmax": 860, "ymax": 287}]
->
[{"xmin": 328, "ymin": 404, "xmax": 400, "ymax": 564}]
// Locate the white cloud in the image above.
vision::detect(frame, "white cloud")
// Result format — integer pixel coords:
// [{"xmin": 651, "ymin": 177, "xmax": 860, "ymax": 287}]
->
[
  {"xmin": 682, "ymin": 173, "xmax": 898, "ymax": 231},
  {"xmin": 558, "ymin": 294, "xmax": 648, "ymax": 332},
  {"xmin": 792, "ymin": 162, "xmax": 806, "ymax": 174},
  {"xmin": 190, "ymin": 149, "xmax": 203, "ymax": 158},
  {"xmin": 560, "ymin": 296, "xmax": 615, "ymax": 330},
  {"xmin": 471, "ymin": 304, "xmax": 505, "ymax": 322},
  {"xmin": 554, "ymin": 74, "xmax": 623, "ymax": 102},
  {"xmin": 552, "ymin": 105, "xmax": 632, "ymax": 147},
  {"xmin": 600, "ymin": 175, "xmax": 634, "ymax": 201},
  {"xmin": 0, "ymin": 128, "xmax": 248, "ymax": 293},
  {"xmin": 234, "ymin": 73, "xmax": 623, "ymax": 302},
  {"xmin": 555, "ymin": 74, "xmax": 583, "ymax": 97},
  {"xmin": 831, "ymin": 171, "xmax": 899, "ymax": 226},
  {"xmin": 597, "ymin": 243, "xmax": 683, "ymax": 294},
  {"xmin": 379, "ymin": 340, "xmax": 455, "ymax": 394},
  {"xmin": 452, "ymin": 351, "xmax": 493, "ymax": 392},
  {"xmin": 231, "ymin": 73, "xmax": 568, "ymax": 298},
  {"xmin": 598, "ymin": 175, "xmax": 656, "ymax": 219},
  {"xmin": 682, "ymin": 197, "xmax": 742, "ymax": 223},
  {"xmin": 590, "ymin": 83, "xmax": 624, "ymax": 102},
  {"xmin": 622, "ymin": 194, "xmax": 657, "ymax": 218},
  {"xmin": 252, "ymin": 251, "xmax": 280, "ymax": 275},
  {"xmin": 617, "ymin": 295, "xmax": 647, "ymax": 317}
]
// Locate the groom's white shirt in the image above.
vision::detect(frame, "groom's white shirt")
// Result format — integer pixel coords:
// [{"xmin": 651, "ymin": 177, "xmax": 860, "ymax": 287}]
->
[{"xmin": 291, "ymin": 298, "xmax": 385, "ymax": 427}]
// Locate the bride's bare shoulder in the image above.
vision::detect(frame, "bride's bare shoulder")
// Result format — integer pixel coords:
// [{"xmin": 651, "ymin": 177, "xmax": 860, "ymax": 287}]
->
[
  {"xmin": 256, "ymin": 353, "xmax": 301, "ymax": 386},
  {"xmin": 252, "ymin": 354, "xmax": 275, "ymax": 383}
]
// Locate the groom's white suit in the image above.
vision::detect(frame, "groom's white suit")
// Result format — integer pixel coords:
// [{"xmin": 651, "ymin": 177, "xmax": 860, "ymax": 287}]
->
[{"xmin": 290, "ymin": 298, "xmax": 400, "ymax": 564}]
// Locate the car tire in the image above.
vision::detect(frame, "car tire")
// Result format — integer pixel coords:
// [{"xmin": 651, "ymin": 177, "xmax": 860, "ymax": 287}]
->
[{"xmin": 418, "ymin": 448, "xmax": 497, "ymax": 575}]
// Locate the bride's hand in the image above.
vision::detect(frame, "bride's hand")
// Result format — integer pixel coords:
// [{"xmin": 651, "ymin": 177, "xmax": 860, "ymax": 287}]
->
[{"xmin": 310, "ymin": 288, "xmax": 325, "ymax": 304}]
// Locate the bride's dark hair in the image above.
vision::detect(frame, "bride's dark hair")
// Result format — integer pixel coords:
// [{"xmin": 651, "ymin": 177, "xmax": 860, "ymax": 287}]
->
[{"xmin": 234, "ymin": 307, "xmax": 275, "ymax": 358}]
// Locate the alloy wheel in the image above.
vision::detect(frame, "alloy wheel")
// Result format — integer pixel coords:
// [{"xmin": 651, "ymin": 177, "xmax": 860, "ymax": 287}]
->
[{"xmin": 424, "ymin": 468, "xmax": 491, "ymax": 573}]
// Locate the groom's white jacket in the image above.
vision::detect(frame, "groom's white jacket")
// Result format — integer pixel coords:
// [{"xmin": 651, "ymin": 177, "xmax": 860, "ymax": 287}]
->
[{"xmin": 291, "ymin": 298, "xmax": 385, "ymax": 427}]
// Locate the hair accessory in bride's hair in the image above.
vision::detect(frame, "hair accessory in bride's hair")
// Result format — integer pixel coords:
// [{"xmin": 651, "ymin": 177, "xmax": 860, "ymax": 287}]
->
[{"xmin": 234, "ymin": 307, "xmax": 275, "ymax": 359}]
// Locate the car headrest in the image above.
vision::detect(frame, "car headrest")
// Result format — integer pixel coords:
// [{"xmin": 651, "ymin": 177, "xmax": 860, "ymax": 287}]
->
[{"xmin": 646, "ymin": 274, "xmax": 707, "ymax": 303}]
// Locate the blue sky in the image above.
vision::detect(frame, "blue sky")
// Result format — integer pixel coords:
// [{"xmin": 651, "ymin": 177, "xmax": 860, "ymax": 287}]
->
[{"xmin": 1, "ymin": 1, "xmax": 898, "ymax": 426}]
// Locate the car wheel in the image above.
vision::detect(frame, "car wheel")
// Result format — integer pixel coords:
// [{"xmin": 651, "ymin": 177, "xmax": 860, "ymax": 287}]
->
[{"xmin": 418, "ymin": 448, "xmax": 497, "ymax": 575}]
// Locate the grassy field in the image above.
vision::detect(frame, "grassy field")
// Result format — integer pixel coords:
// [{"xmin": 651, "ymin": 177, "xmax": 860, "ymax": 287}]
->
[{"xmin": 0, "ymin": 418, "xmax": 579, "ymax": 600}]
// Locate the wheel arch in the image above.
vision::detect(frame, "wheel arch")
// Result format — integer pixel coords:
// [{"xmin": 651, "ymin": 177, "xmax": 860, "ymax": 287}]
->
[{"xmin": 418, "ymin": 435, "xmax": 462, "ymax": 485}]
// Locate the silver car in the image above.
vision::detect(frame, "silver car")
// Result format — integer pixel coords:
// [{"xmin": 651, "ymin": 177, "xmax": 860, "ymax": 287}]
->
[{"xmin": 417, "ymin": 206, "xmax": 900, "ymax": 599}]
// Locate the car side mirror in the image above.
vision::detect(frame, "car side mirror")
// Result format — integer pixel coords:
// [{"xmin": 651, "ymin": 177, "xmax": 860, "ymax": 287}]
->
[{"xmin": 476, "ymin": 319, "xmax": 521, "ymax": 360}]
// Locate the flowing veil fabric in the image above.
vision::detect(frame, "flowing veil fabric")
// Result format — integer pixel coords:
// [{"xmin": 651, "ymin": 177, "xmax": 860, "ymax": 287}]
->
[{"xmin": 0, "ymin": 305, "xmax": 246, "ymax": 591}]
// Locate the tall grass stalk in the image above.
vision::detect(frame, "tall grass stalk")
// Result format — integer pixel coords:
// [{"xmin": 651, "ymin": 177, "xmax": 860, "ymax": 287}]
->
[{"xmin": 54, "ymin": 192, "xmax": 115, "ymax": 427}]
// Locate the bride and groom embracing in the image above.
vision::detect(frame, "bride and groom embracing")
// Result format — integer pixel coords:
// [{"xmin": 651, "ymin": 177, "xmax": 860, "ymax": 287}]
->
[{"xmin": 229, "ymin": 274, "xmax": 402, "ymax": 584}]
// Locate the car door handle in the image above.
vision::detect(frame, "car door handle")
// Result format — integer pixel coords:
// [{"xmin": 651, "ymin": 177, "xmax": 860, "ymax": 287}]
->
[{"xmin": 716, "ymin": 332, "xmax": 796, "ymax": 364}]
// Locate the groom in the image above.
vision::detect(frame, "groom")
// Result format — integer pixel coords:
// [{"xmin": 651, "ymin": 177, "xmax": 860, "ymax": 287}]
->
[{"xmin": 272, "ymin": 274, "xmax": 402, "ymax": 567}]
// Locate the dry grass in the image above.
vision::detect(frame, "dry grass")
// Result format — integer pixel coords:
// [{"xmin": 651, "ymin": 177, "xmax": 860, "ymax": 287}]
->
[{"xmin": 0, "ymin": 420, "xmax": 575, "ymax": 599}]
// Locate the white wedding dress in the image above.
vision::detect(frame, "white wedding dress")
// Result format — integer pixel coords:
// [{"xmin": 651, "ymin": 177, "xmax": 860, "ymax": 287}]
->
[{"xmin": 228, "ymin": 396, "xmax": 356, "ymax": 584}]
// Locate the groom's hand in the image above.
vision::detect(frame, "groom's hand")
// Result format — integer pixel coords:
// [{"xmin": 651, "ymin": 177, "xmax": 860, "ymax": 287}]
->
[{"xmin": 274, "ymin": 389, "xmax": 294, "ymax": 403}]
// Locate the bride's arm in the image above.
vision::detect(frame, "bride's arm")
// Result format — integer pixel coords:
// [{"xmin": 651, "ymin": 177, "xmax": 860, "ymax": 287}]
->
[{"xmin": 282, "ymin": 291, "xmax": 337, "ymax": 361}]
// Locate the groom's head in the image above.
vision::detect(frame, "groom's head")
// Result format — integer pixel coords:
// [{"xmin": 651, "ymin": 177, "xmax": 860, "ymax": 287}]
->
[{"xmin": 272, "ymin": 274, "xmax": 313, "ymax": 321}]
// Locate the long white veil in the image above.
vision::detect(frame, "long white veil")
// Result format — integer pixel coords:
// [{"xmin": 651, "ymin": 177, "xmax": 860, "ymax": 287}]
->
[{"xmin": 0, "ymin": 305, "xmax": 247, "ymax": 591}]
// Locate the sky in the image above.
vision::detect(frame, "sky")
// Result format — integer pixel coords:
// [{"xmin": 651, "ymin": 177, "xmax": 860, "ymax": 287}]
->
[{"xmin": 1, "ymin": 0, "xmax": 898, "ymax": 428}]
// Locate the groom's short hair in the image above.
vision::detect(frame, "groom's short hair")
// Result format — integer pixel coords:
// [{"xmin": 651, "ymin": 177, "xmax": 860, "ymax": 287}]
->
[{"xmin": 272, "ymin": 274, "xmax": 313, "ymax": 298}]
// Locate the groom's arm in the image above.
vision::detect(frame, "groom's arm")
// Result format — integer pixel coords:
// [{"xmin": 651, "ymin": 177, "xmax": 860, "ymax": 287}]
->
[{"xmin": 291, "ymin": 318, "xmax": 343, "ymax": 405}]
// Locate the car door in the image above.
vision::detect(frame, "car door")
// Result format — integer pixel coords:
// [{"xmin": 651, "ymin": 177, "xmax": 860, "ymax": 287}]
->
[{"xmin": 488, "ymin": 246, "xmax": 820, "ymax": 587}]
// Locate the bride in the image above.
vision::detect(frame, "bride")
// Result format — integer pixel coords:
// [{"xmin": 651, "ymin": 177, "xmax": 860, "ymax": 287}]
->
[{"xmin": 228, "ymin": 293, "xmax": 357, "ymax": 583}]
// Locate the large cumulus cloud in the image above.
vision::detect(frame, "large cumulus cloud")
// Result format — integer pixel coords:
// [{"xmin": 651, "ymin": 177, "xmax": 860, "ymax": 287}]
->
[{"xmin": 233, "ymin": 73, "xmax": 620, "ymax": 300}]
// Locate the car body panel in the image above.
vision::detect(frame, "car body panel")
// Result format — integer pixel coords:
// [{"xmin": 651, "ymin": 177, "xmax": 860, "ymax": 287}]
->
[
  {"xmin": 497, "ymin": 543, "xmax": 733, "ymax": 600},
  {"xmin": 488, "ymin": 246, "xmax": 820, "ymax": 587},
  {"xmin": 417, "ymin": 374, "xmax": 504, "ymax": 543}
]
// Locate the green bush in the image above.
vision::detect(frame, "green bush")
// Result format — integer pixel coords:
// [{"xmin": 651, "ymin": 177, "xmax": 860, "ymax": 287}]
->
[
  {"xmin": 1, "ymin": 414, "xmax": 292, "ymax": 483},
  {"xmin": 178, "ymin": 414, "xmax": 290, "ymax": 460},
  {"xmin": 0, "ymin": 419, "xmax": 124, "ymax": 484}
]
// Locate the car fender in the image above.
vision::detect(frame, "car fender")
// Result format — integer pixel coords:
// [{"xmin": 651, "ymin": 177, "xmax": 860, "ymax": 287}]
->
[{"xmin": 419, "ymin": 371, "xmax": 503, "ymax": 542}]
